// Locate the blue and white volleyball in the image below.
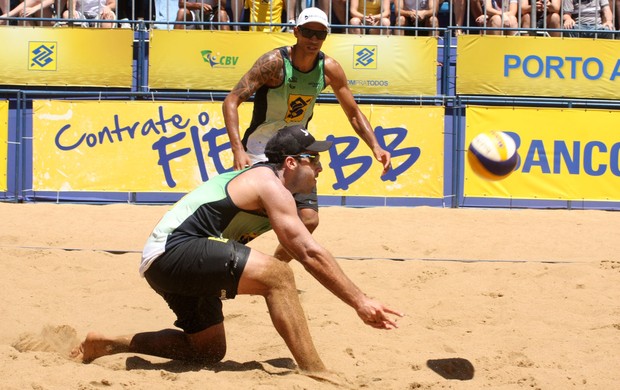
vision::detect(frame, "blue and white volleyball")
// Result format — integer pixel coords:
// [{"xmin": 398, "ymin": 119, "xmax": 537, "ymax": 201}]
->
[{"xmin": 467, "ymin": 131, "xmax": 519, "ymax": 180}]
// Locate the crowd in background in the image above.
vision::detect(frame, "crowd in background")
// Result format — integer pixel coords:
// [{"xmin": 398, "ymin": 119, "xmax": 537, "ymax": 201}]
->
[{"xmin": 1, "ymin": 0, "xmax": 619, "ymax": 38}]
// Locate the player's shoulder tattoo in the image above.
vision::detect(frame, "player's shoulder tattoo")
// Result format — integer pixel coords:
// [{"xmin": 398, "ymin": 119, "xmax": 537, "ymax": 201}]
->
[
  {"xmin": 254, "ymin": 50, "xmax": 285, "ymax": 84},
  {"xmin": 231, "ymin": 50, "xmax": 284, "ymax": 101}
]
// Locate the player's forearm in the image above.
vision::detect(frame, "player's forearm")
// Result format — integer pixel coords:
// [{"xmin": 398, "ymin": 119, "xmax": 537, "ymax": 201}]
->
[
  {"xmin": 301, "ymin": 250, "xmax": 367, "ymax": 310},
  {"xmin": 350, "ymin": 115, "xmax": 382, "ymax": 152},
  {"xmin": 222, "ymin": 98, "xmax": 245, "ymax": 152}
]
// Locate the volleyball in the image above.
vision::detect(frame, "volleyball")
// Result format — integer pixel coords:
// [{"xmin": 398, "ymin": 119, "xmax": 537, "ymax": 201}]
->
[{"xmin": 467, "ymin": 131, "xmax": 519, "ymax": 180}]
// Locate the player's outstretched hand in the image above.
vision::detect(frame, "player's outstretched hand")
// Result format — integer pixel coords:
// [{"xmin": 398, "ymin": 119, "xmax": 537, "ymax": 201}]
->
[
  {"xmin": 374, "ymin": 148, "xmax": 392, "ymax": 176},
  {"xmin": 356, "ymin": 297, "xmax": 404, "ymax": 329}
]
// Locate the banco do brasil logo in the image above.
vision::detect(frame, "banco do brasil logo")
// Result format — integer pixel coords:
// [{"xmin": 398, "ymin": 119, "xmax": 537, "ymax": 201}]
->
[
  {"xmin": 201, "ymin": 50, "xmax": 239, "ymax": 68},
  {"xmin": 29, "ymin": 41, "xmax": 57, "ymax": 71},
  {"xmin": 353, "ymin": 45, "xmax": 377, "ymax": 69}
]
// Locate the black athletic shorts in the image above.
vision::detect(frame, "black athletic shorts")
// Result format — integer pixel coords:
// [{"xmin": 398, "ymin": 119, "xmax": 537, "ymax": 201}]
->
[
  {"xmin": 144, "ymin": 236, "xmax": 250, "ymax": 334},
  {"xmin": 294, "ymin": 186, "xmax": 318, "ymax": 211}
]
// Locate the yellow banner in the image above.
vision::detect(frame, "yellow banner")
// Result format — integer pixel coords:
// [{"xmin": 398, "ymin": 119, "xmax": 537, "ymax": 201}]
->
[
  {"xmin": 149, "ymin": 30, "xmax": 294, "ymax": 91},
  {"xmin": 149, "ymin": 30, "xmax": 437, "ymax": 95},
  {"xmin": 0, "ymin": 101, "xmax": 7, "ymax": 191},
  {"xmin": 457, "ymin": 35, "xmax": 620, "ymax": 99},
  {"xmin": 32, "ymin": 100, "xmax": 443, "ymax": 198},
  {"xmin": 311, "ymin": 104, "xmax": 444, "ymax": 197},
  {"xmin": 0, "ymin": 27, "xmax": 133, "ymax": 88},
  {"xmin": 325, "ymin": 34, "xmax": 436, "ymax": 95},
  {"xmin": 464, "ymin": 106, "xmax": 620, "ymax": 201},
  {"xmin": 33, "ymin": 100, "xmax": 242, "ymax": 192}
]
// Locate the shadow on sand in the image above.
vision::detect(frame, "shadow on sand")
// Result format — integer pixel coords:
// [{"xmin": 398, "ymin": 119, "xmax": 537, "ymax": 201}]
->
[
  {"xmin": 426, "ymin": 357, "xmax": 475, "ymax": 380},
  {"xmin": 125, "ymin": 355, "xmax": 296, "ymax": 375}
]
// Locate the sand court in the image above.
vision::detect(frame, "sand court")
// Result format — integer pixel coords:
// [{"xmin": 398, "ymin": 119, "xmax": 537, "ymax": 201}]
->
[{"xmin": 0, "ymin": 203, "xmax": 618, "ymax": 389}]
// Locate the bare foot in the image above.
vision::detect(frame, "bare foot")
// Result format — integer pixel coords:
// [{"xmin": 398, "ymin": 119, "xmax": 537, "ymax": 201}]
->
[{"xmin": 70, "ymin": 332, "xmax": 122, "ymax": 363}]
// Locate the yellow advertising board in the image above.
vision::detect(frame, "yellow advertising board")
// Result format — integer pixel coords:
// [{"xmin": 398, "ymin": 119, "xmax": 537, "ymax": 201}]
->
[
  {"xmin": 325, "ymin": 34, "xmax": 436, "ymax": 95},
  {"xmin": 0, "ymin": 27, "xmax": 133, "ymax": 88},
  {"xmin": 0, "ymin": 101, "xmax": 7, "ymax": 191},
  {"xmin": 464, "ymin": 106, "xmax": 620, "ymax": 201},
  {"xmin": 457, "ymin": 35, "xmax": 620, "ymax": 99},
  {"xmin": 33, "ymin": 100, "xmax": 241, "ymax": 192},
  {"xmin": 149, "ymin": 30, "xmax": 294, "ymax": 91},
  {"xmin": 149, "ymin": 30, "xmax": 437, "ymax": 95},
  {"xmin": 32, "ymin": 100, "xmax": 444, "ymax": 198},
  {"xmin": 311, "ymin": 104, "xmax": 444, "ymax": 197}
]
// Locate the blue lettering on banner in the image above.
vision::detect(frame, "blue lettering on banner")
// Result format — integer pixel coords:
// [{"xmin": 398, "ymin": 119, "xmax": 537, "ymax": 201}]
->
[
  {"xmin": 505, "ymin": 132, "xmax": 620, "ymax": 177},
  {"xmin": 327, "ymin": 126, "xmax": 421, "ymax": 190},
  {"xmin": 504, "ymin": 55, "xmax": 620, "ymax": 80},
  {"xmin": 327, "ymin": 135, "xmax": 373, "ymax": 190},
  {"xmin": 152, "ymin": 132, "xmax": 191, "ymax": 187},
  {"xmin": 53, "ymin": 107, "xmax": 421, "ymax": 189},
  {"xmin": 54, "ymin": 106, "xmax": 232, "ymax": 188}
]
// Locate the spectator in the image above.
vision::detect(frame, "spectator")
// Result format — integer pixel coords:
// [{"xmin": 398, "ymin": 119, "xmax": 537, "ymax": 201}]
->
[
  {"xmin": 349, "ymin": 0, "xmax": 391, "ymax": 34},
  {"xmin": 330, "ymin": 0, "xmax": 349, "ymax": 29},
  {"xmin": 1, "ymin": 0, "xmax": 8, "ymax": 24},
  {"xmin": 174, "ymin": 0, "xmax": 230, "ymax": 29},
  {"xmin": 117, "ymin": 0, "xmax": 155, "ymax": 27},
  {"xmin": 562, "ymin": 0, "xmax": 615, "ymax": 38},
  {"xmin": 284, "ymin": 0, "xmax": 296, "ymax": 29},
  {"xmin": 284, "ymin": 0, "xmax": 335, "ymax": 32},
  {"xmin": 244, "ymin": 0, "xmax": 284, "ymax": 31},
  {"xmin": 440, "ymin": 0, "xmax": 485, "ymax": 34},
  {"xmin": 520, "ymin": 0, "xmax": 561, "ymax": 36},
  {"xmin": 227, "ymin": 0, "xmax": 242, "ymax": 30},
  {"xmin": 436, "ymin": 0, "xmax": 466, "ymax": 35},
  {"xmin": 471, "ymin": 0, "xmax": 519, "ymax": 35},
  {"xmin": 62, "ymin": 0, "xmax": 117, "ymax": 28},
  {"xmin": 393, "ymin": 0, "xmax": 440, "ymax": 36},
  {"xmin": 286, "ymin": 0, "xmax": 349, "ymax": 33},
  {"xmin": 616, "ymin": 0, "xmax": 619, "ymax": 30},
  {"xmin": 1, "ymin": 0, "xmax": 22, "ymax": 24},
  {"xmin": 153, "ymin": 0, "xmax": 179, "ymax": 29},
  {"xmin": 1, "ymin": 0, "xmax": 57, "ymax": 26}
]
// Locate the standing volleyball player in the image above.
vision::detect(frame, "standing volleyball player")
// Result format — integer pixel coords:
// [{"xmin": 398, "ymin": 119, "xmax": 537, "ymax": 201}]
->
[{"xmin": 222, "ymin": 7, "xmax": 391, "ymax": 260}]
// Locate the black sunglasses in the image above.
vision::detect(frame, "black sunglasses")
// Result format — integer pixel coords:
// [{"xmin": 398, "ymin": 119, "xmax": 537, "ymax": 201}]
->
[
  {"xmin": 298, "ymin": 26, "xmax": 328, "ymax": 40},
  {"xmin": 286, "ymin": 153, "xmax": 321, "ymax": 165}
]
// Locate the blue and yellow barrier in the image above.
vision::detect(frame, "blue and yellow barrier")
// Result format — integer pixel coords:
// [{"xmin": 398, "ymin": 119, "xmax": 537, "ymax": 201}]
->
[
  {"xmin": 0, "ymin": 27, "xmax": 133, "ymax": 88},
  {"xmin": 457, "ymin": 35, "xmax": 620, "ymax": 100},
  {"xmin": 465, "ymin": 106, "xmax": 620, "ymax": 201},
  {"xmin": 32, "ymin": 100, "xmax": 444, "ymax": 198},
  {"xmin": 149, "ymin": 30, "xmax": 437, "ymax": 95},
  {"xmin": 0, "ymin": 100, "xmax": 7, "ymax": 192}
]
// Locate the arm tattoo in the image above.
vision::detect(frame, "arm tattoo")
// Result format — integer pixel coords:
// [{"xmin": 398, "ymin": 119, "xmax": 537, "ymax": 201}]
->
[{"xmin": 231, "ymin": 52, "xmax": 284, "ymax": 102}]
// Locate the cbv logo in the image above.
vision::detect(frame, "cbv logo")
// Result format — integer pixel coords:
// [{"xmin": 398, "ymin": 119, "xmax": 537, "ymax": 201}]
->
[
  {"xmin": 200, "ymin": 50, "xmax": 239, "ymax": 68},
  {"xmin": 29, "ymin": 42, "xmax": 57, "ymax": 71}
]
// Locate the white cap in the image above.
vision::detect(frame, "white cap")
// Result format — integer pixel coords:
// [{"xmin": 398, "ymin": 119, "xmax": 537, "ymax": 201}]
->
[{"xmin": 296, "ymin": 7, "xmax": 329, "ymax": 29}]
